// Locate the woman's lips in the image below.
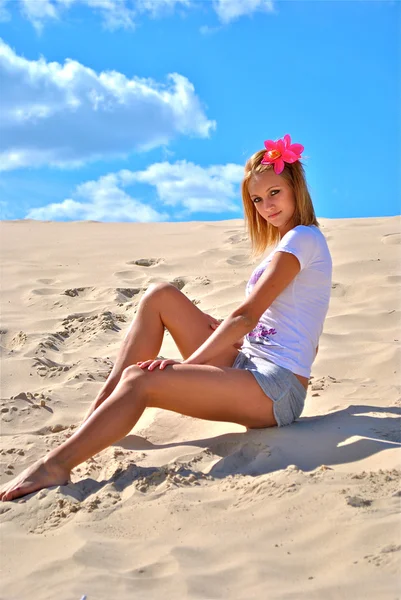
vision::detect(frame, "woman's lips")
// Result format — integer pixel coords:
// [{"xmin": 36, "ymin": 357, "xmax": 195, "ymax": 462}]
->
[{"xmin": 269, "ymin": 211, "xmax": 281, "ymax": 218}]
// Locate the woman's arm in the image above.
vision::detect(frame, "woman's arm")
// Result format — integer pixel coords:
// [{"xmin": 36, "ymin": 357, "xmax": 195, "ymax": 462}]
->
[
  {"xmin": 184, "ymin": 310, "xmax": 253, "ymax": 365},
  {"xmin": 186, "ymin": 250, "xmax": 301, "ymax": 366}
]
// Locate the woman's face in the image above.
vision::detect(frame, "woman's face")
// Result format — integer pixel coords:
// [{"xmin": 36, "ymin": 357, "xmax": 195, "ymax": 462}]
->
[{"xmin": 248, "ymin": 169, "xmax": 297, "ymax": 238}]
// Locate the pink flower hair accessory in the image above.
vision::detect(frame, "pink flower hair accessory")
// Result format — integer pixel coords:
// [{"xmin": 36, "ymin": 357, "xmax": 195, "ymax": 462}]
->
[{"xmin": 261, "ymin": 134, "xmax": 304, "ymax": 174}]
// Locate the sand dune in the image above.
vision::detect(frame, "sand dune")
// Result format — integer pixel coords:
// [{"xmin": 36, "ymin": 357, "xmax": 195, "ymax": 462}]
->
[{"xmin": 0, "ymin": 217, "xmax": 400, "ymax": 599}]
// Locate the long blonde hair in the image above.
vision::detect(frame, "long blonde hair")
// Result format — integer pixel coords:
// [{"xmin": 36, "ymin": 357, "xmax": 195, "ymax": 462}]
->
[{"xmin": 242, "ymin": 150, "xmax": 319, "ymax": 259}]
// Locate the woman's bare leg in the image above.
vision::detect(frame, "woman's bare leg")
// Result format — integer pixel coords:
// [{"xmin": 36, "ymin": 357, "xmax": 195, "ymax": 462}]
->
[
  {"xmin": 82, "ymin": 283, "xmax": 238, "ymax": 423},
  {"xmin": 0, "ymin": 363, "xmax": 275, "ymax": 502}
]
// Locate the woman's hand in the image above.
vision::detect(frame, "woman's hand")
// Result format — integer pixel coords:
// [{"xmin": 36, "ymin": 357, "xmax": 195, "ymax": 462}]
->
[
  {"xmin": 138, "ymin": 315, "xmax": 245, "ymax": 372},
  {"xmin": 206, "ymin": 313, "xmax": 223, "ymax": 331},
  {"xmin": 206, "ymin": 313, "xmax": 243, "ymax": 349},
  {"xmin": 137, "ymin": 358, "xmax": 181, "ymax": 371}
]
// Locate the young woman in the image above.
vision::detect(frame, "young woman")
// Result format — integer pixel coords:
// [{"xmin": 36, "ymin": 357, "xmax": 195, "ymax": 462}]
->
[{"xmin": 0, "ymin": 134, "xmax": 332, "ymax": 502}]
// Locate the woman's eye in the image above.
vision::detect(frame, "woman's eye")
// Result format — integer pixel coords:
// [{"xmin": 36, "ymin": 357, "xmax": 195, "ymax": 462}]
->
[{"xmin": 252, "ymin": 190, "xmax": 279, "ymax": 202}]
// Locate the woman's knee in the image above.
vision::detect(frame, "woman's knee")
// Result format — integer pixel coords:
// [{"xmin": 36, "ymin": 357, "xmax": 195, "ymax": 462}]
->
[
  {"xmin": 143, "ymin": 282, "xmax": 177, "ymax": 301},
  {"xmin": 121, "ymin": 364, "xmax": 146, "ymax": 386},
  {"xmin": 120, "ymin": 365, "xmax": 152, "ymax": 398}
]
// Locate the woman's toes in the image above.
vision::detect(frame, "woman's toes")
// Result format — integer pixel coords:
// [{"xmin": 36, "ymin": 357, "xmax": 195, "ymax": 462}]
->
[
  {"xmin": 0, "ymin": 459, "xmax": 70, "ymax": 502},
  {"xmin": 3, "ymin": 484, "xmax": 24, "ymax": 502},
  {"xmin": 1, "ymin": 480, "xmax": 20, "ymax": 502}
]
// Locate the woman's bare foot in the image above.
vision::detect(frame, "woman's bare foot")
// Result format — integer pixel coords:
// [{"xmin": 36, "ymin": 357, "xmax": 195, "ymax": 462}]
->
[{"xmin": 0, "ymin": 458, "xmax": 70, "ymax": 502}]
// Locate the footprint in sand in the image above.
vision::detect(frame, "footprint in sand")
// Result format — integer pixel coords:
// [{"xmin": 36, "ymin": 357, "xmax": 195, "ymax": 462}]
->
[
  {"xmin": 331, "ymin": 282, "xmax": 347, "ymax": 297},
  {"xmin": 114, "ymin": 270, "xmax": 140, "ymax": 280},
  {"xmin": 363, "ymin": 545, "xmax": 401, "ymax": 567},
  {"xmin": 381, "ymin": 233, "xmax": 400, "ymax": 245},
  {"xmin": 37, "ymin": 278, "xmax": 58, "ymax": 285},
  {"xmin": 170, "ymin": 277, "xmax": 186, "ymax": 291},
  {"xmin": 30, "ymin": 288, "xmax": 61, "ymax": 297},
  {"xmin": 126, "ymin": 258, "xmax": 164, "ymax": 267},
  {"xmin": 226, "ymin": 254, "xmax": 251, "ymax": 266},
  {"xmin": 225, "ymin": 232, "xmax": 249, "ymax": 245},
  {"xmin": 194, "ymin": 275, "xmax": 211, "ymax": 285},
  {"xmin": 115, "ymin": 288, "xmax": 144, "ymax": 309},
  {"xmin": 62, "ymin": 287, "xmax": 92, "ymax": 297}
]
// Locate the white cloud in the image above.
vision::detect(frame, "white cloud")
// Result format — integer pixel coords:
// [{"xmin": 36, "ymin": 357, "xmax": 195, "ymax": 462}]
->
[
  {"xmin": 212, "ymin": 0, "xmax": 275, "ymax": 23},
  {"xmin": 1, "ymin": 0, "xmax": 136, "ymax": 31},
  {"xmin": 0, "ymin": 0, "xmax": 10, "ymax": 22},
  {"xmin": 0, "ymin": 0, "xmax": 276, "ymax": 29},
  {"xmin": 25, "ymin": 171, "xmax": 169, "ymax": 222},
  {"xmin": 0, "ymin": 39, "xmax": 215, "ymax": 171},
  {"xmin": 25, "ymin": 160, "xmax": 244, "ymax": 221},
  {"xmin": 19, "ymin": 0, "xmax": 60, "ymax": 31},
  {"xmin": 0, "ymin": 0, "xmax": 187, "ymax": 30},
  {"xmin": 126, "ymin": 160, "xmax": 243, "ymax": 213},
  {"xmin": 199, "ymin": 25, "xmax": 223, "ymax": 36},
  {"xmin": 135, "ymin": 0, "xmax": 191, "ymax": 18}
]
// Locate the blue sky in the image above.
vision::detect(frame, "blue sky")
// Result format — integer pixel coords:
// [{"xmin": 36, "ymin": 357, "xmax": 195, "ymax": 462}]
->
[{"xmin": 0, "ymin": 0, "xmax": 398, "ymax": 222}]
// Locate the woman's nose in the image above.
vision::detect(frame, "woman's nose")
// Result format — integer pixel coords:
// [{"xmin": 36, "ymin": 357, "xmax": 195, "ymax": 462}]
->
[{"xmin": 262, "ymin": 198, "xmax": 276, "ymax": 210}]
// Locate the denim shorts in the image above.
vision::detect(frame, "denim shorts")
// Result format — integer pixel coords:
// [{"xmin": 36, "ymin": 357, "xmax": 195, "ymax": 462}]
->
[{"xmin": 232, "ymin": 350, "xmax": 307, "ymax": 427}]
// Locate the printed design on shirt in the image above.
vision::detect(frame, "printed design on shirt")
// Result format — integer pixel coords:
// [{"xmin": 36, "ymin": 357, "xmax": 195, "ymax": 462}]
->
[
  {"xmin": 248, "ymin": 267, "xmax": 265, "ymax": 288},
  {"xmin": 248, "ymin": 253, "xmax": 276, "ymax": 290},
  {"xmin": 248, "ymin": 322, "xmax": 277, "ymax": 342}
]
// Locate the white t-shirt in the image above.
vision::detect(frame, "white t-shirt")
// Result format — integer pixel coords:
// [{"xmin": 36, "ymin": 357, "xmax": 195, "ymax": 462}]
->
[{"xmin": 241, "ymin": 225, "xmax": 332, "ymax": 379}]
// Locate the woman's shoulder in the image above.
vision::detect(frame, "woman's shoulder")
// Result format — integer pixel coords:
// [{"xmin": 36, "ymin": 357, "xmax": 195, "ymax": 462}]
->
[
  {"xmin": 294, "ymin": 224, "xmax": 319, "ymax": 235},
  {"xmin": 288, "ymin": 225, "xmax": 332, "ymax": 268},
  {"xmin": 298, "ymin": 226, "xmax": 332, "ymax": 268},
  {"xmin": 280, "ymin": 224, "xmax": 317, "ymax": 244},
  {"xmin": 292, "ymin": 224, "xmax": 328, "ymax": 246}
]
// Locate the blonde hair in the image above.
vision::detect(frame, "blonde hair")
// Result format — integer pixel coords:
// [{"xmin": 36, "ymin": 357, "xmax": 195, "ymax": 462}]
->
[{"xmin": 242, "ymin": 150, "xmax": 319, "ymax": 259}]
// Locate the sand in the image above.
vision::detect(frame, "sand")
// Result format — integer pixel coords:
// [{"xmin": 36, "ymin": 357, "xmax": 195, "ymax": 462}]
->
[{"xmin": 0, "ymin": 216, "xmax": 400, "ymax": 600}]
